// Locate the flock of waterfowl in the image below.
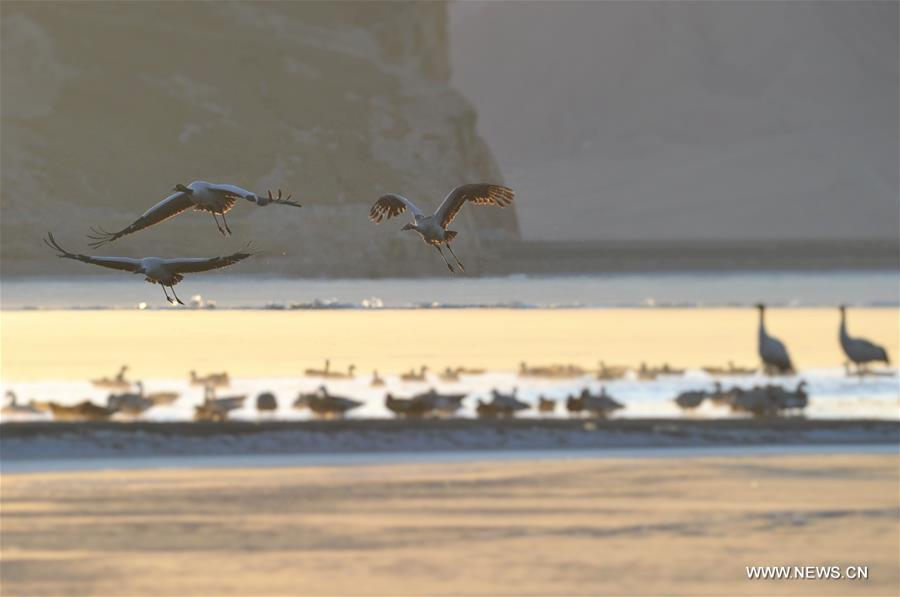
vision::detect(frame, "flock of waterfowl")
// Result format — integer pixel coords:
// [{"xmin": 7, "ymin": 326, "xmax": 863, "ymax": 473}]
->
[
  {"xmin": 2, "ymin": 302, "xmax": 890, "ymax": 422},
  {"xmin": 45, "ymin": 181, "xmax": 516, "ymax": 303}
]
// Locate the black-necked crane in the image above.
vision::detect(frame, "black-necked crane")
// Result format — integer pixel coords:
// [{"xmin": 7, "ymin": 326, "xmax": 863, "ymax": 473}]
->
[
  {"xmin": 45, "ymin": 233, "xmax": 252, "ymax": 305},
  {"xmin": 368, "ymin": 184, "xmax": 514, "ymax": 272},
  {"xmin": 87, "ymin": 181, "xmax": 300, "ymax": 246},
  {"xmin": 756, "ymin": 304, "xmax": 795, "ymax": 374},
  {"xmin": 839, "ymin": 305, "xmax": 889, "ymax": 374}
]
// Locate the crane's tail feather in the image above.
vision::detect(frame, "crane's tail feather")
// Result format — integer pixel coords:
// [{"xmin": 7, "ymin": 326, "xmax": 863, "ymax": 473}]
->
[
  {"xmin": 43, "ymin": 232, "xmax": 70, "ymax": 257},
  {"xmin": 240, "ymin": 241, "xmax": 261, "ymax": 258},
  {"xmin": 86, "ymin": 226, "xmax": 122, "ymax": 248},
  {"xmin": 267, "ymin": 188, "xmax": 302, "ymax": 208}
]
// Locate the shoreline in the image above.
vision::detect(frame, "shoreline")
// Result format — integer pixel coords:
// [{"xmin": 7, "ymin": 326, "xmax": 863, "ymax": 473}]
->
[
  {"xmin": 3, "ymin": 419, "xmax": 898, "ymax": 467},
  {"xmin": 4, "ymin": 443, "xmax": 898, "ymax": 475}
]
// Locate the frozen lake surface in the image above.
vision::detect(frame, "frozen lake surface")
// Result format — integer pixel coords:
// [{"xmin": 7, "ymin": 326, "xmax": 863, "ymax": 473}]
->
[{"xmin": 2, "ymin": 367, "xmax": 897, "ymax": 424}]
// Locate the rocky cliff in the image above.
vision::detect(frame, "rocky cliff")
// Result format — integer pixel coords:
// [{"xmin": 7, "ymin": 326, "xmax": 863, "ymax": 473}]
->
[
  {"xmin": 1, "ymin": 1, "xmax": 517, "ymax": 277},
  {"xmin": 451, "ymin": 1, "xmax": 898, "ymax": 242}
]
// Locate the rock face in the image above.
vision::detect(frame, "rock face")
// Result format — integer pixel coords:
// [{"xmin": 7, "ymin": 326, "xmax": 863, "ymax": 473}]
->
[
  {"xmin": 1, "ymin": 1, "xmax": 517, "ymax": 277},
  {"xmin": 451, "ymin": 1, "xmax": 898, "ymax": 242}
]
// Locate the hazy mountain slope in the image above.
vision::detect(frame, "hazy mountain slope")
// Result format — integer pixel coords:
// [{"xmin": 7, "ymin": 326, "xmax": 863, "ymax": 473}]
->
[
  {"xmin": 1, "ymin": 1, "xmax": 517, "ymax": 277},
  {"xmin": 450, "ymin": 1, "xmax": 898, "ymax": 241}
]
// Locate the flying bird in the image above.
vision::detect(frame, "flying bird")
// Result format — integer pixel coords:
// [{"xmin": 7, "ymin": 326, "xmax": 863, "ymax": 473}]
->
[
  {"xmin": 839, "ymin": 305, "xmax": 889, "ymax": 373},
  {"xmin": 756, "ymin": 304, "xmax": 795, "ymax": 374},
  {"xmin": 87, "ymin": 181, "xmax": 300, "ymax": 247},
  {"xmin": 368, "ymin": 183, "xmax": 514, "ymax": 272},
  {"xmin": 44, "ymin": 232, "xmax": 252, "ymax": 305}
]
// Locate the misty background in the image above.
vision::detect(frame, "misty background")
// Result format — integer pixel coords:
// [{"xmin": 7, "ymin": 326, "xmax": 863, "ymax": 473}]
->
[{"xmin": 1, "ymin": 0, "xmax": 897, "ymax": 277}]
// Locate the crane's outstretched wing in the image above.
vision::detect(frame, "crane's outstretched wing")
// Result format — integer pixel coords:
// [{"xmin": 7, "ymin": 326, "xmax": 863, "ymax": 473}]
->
[
  {"xmin": 253, "ymin": 189, "xmax": 303, "ymax": 208},
  {"xmin": 369, "ymin": 194, "xmax": 425, "ymax": 223},
  {"xmin": 87, "ymin": 192, "xmax": 194, "ymax": 248},
  {"xmin": 208, "ymin": 184, "xmax": 303, "ymax": 209},
  {"xmin": 435, "ymin": 184, "xmax": 514, "ymax": 228},
  {"xmin": 162, "ymin": 249, "xmax": 253, "ymax": 274},
  {"xmin": 45, "ymin": 232, "xmax": 143, "ymax": 273},
  {"xmin": 206, "ymin": 183, "xmax": 256, "ymax": 199}
]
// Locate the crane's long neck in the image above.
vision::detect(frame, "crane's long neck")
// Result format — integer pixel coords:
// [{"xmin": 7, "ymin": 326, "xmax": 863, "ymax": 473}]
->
[
  {"xmin": 758, "ymin": 309, "xmax": 767, "ymax": 341},
  {"xmin": 839, "ymin": 310, "xmax": 850, "ymax": 342}
]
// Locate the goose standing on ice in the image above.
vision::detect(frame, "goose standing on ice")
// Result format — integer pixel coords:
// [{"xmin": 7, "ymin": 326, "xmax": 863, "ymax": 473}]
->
[
  {"xmin": 368, "ymin": 184, "xmax": 515, "ymax": 272},
  {"xmin": 87, "ymin": 182, "xmax": 300, "ymax": 246},
  {"xmin": 839, "ymin": 305, "xmax": 889, "ymax": 374},
  {"xmin": 256, "ymin": 392, "xmax": 278, "ymax": 414},
  {"xmin": 91, "ymin": 365, "xmax": 131, "ymax": 390},
  {"xmin": 293, "ymin": 386, "xmax": 361, "ymax": 419},
  {"xmin": 190, "ymin": 370, "xmax": 230, "ymax": 387},
  {"xmin": 106, "ymin": 382, "xmax": 154, "ymax": 416},
  {"xmin": 45, "ymin": 233, "xmax": 252, "ymax": 305},
  {"xmin": 756, "ymin": 304, "xmax": 795, "ymax": 374},
  {"xmin": 401, "ymin": 366, "xmax": 428, "ymax": 382},
  {"xmin": 2, "ymin": 391, "xmax": 43, "ymax": 416},
  {"xmin": 674, "ymin": 390, "xmax": 706, "ymax": 411}
]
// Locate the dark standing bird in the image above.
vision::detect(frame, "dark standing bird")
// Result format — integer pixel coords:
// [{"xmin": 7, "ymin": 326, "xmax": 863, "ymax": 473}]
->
[
  {"xmin": 756, "ymin": 304, "xmax": 794, "ymax": 374},
  {"xmin": 45, "ymin": 232, "xmax": 252, "ymax": 305},
  {"xmin": 87, "ymin": 181, "xmax": 300, "ymax": 246},
  {"xmin": 256, "ymin": 392, "xmax": 278, "ymax": 414},
  {"xmin": 293, "ymin": 386, "xmax": 362, "ymax": 419},
  {"xmin": 368, "ymin": 184, "xmax": 514, "ymax": 272},
  {"xmin": 839, "ymin": 305, "xmax": 889, "ymax": 374},
  {"xmin": 674, "ymin": 390, "xmax": 706, "ymax": 411}
]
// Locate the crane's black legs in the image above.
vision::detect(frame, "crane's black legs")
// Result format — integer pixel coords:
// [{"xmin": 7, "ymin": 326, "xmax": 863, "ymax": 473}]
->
[
  {"xmin": 445, "ymin": 244, "xmax": 465, "ymax": 272},
  {"xmin": 220, "ymin": 212, "xmax": 232, "ymax": 235},
  {"xmin": 211, "ymin": 214, "xmax": 227, "ymax": 236},
  {"xmin": 434, "ymin": 246, "xmax": 454, "ymax": 273},
  {"xmin": 161, "ymin": 285, "xmax": 174, "ymax": 304},
  {"xmin": 169, "ymin": 286, "xmax": 185, "ymax": 306}
]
